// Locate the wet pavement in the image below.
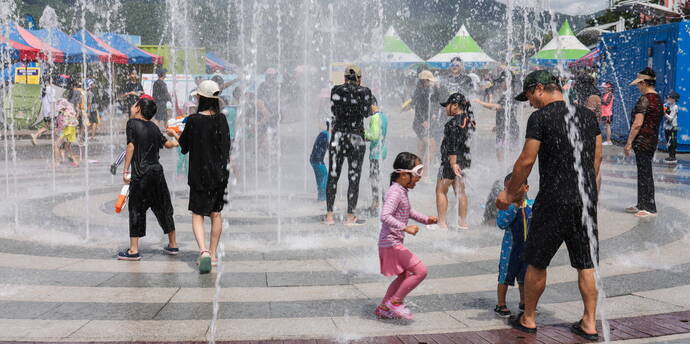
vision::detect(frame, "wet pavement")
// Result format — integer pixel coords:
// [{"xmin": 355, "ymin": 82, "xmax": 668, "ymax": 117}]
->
[{"xmin": 0, "ymin": 105, "xmax": 688, "ymax": 342}]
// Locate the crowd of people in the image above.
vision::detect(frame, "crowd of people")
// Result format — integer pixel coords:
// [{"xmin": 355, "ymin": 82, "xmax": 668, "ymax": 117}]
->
[{"xmin": 16, "ymin": 50, "xmax": 679, "ymax": 341}]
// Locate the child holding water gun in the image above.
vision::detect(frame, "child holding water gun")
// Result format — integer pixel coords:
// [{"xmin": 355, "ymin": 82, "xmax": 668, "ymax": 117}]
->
[
  {"xmin": 376, "ymin": 152, "xmax": 438, "ymax": 320},
  {"xmin": 117, "ymin": 96, "xmax": 180, "ymax": 261}
]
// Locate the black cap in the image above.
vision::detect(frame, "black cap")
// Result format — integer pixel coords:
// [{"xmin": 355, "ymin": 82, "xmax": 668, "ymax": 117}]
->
[
  {"xmin": 156, "ymin": 68, "xmax": 167, "ymax": 77},
  {"xmin": 668, "ymin": 91, "xmax": 680, "ymax": 100},
  {"xmin": 440, "ymin": 92, "xmax": 466, "ymax": 107},
  {"xmin": 514, "ymin": 70, "xmax": 559, "ymax": 102}
]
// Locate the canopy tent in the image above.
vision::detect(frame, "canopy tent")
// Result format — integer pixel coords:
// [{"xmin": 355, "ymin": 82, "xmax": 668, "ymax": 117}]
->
[
  {"xmin": 206, "ymin": 52, "xmax": 231, "ymax": 73},
  {"xmin": 99, "ymin": 32, "xmax": 163, "ymax": 65},
  {"xmin": 72, "ymin": 30, "xmax": 128, "ymax": 64},
  {"xmin": 568, "ymin": 48, "xmax": 602, "ymax": 68},
  {"xmin": 380, "ymin": 27, "xmax": 423, "ymax": 68},
  {"xmin": 31, "ymin": 28, "xmax": 108, "ymax": 63},
  {"xmin": 0, "ymin": 35, "xmax": 42, "ymax": 61},
  {"xmin": 358, "ymin": 27, "xmax": 423, "ymax": 69},
  {"xmin": 2, "ymin": 23, "xmax": 64, "ymax": 62},
  {"xmin": 426, "ymin": 25, "xmax": 496, "ymax": 69},
  {"xmin": 530, "ymin": 20, "xmax": 590, "ymax": 66}
]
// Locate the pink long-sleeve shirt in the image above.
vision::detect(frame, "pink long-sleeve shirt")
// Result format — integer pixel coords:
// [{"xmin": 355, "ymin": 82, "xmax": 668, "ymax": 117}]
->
[{"xmin": 378, "ymin": 182, "xmax": 429, "ymax": 248}]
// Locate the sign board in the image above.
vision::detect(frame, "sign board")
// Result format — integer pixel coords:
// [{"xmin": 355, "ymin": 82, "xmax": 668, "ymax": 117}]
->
[
  {"xmin": 2, "ymin": 84, "xmax": 42, "ymax": 129},
  {"xmin": 14, "ymin": 67, "xmax": 41, "ymax": 85}
]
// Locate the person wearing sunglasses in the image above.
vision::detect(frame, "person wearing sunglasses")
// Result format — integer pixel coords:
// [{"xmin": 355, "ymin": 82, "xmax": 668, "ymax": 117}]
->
[{"xmin": 376, "ymin": 152, "xmax": 437, "ymax": 320}]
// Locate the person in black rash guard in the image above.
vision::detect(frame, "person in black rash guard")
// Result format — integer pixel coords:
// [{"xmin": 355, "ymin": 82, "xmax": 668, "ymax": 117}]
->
[
  {"xmin": 117, "ymin": 96, "xmax": 180, "ymax": 261},
  {"xmin": 324, "ymin": 64, "xmax": 373, "ymax": 226},
  {"xmin": 168, "ymin": 80, "xmax": 231, "ymax": 274}
]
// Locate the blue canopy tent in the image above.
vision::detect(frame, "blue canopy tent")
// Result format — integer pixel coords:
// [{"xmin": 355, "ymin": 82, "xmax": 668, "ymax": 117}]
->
[
  {"xmin": 98, "ymin": 32, "xmax": 163, "ymax": 64},
  {"xmin": 31, "ymin": 28, "xmax": 107, "ymax": 63}
]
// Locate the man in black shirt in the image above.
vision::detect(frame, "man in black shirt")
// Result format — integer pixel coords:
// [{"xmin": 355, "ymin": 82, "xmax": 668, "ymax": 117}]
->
[
  {"xmin": 324, "ymin": 64, "xmax": 373, "ymax": 225},
  {"xmin": 497, "ymin": 70, "xmax": 602, "ymax": 340},
  {"xmin": 119, "ymin": 96, "xmax": 180, "ymax": 261}
]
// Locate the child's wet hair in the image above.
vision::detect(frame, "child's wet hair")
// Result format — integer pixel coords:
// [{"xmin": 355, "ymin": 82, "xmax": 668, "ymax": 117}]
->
[
  {"xmin": 136, "ymin": 98, "xmax": 158, "ymax": 120},
  {"xmin": 390, "ymin": 152, "xmax": 420, "ymax": 185}
]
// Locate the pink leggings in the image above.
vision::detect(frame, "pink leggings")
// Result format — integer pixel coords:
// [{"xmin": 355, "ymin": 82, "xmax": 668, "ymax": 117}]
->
[{"xmin": 382, "ymin": 261, "xmax": 428, "ymax": 304}]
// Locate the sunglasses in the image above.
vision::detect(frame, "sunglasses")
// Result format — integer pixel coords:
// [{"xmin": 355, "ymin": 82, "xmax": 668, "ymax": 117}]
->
[{"xmin": 394, "ymin": 164, "xmax": 424, "ymax": 177}]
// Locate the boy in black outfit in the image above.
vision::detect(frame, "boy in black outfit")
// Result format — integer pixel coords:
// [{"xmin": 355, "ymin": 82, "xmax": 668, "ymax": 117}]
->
[{"xmin": 118, "ymin": 96, "xmax": 179, "ymax": 261}]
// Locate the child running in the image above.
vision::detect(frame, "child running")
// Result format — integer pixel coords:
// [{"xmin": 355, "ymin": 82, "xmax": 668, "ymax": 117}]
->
[
  {"xmin": 168, "ymin": 80, "xmax": 231, "ymax": 274},
  {"xmin": 309, "ymin": 118, "xmax": 330, "ymax": 201},
  {"xmin": 376, "ymin": 152, "xmax": 438, "ymax": 320},
  {"xmin": 364, "ymin": 97, "xmax": 388, "ymax": 215},
  {"xmin": 494, "ymin": 173, "xmax": 533, "ymax": 317},
  {"xmin": 54, "ymin": 98, "xmax": 79, "ymax": 167},
  {"xmin": 118, "ymin": 96, "xmax": 179, "ymax": 261}
]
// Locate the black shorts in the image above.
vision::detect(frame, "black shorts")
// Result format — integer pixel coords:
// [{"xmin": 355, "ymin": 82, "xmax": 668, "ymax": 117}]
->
[
  {"xmin": 189, "ymin": 186, "xmax": 226, "ymax": 216},
  {"xmin": 524, "ymin": 202, "xmax": 598, "ymax": 270},
  {"xmin": 88, "ymin": 111, "xmax": 99, "ymax": 124},
  {"xmin": 437, "ymin": 161, "xmax": 470, "ymax": 180}
]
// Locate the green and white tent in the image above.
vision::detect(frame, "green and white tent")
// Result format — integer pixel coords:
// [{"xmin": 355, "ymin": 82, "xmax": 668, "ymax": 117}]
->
[
  {"xmin": 530, "ymin": 20, "xmax": 590, "ymax": 66},
  {"xmin": 359, "ymin": 27, "xmax": 423, "ymax": 69},
  {"xmin": 377, "ymin": 26, "xmax": 423, "ymax": 69},
  {"xmin": 427, "ymin": 25, "xmax": 496, "ymax": 69}
]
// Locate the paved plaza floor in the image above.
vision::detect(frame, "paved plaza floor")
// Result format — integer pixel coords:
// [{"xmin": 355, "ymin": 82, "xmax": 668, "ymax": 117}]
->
[{"xmin": 0, "ymin": 106, "xmax": 689, "ymax": 343}]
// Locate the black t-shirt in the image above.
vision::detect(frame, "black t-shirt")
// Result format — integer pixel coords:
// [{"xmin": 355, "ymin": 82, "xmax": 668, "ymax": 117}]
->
[
  {"xmin": 330, "ymin": 82, "xmax": 373, "ymax": 136},
  {"xmin": 126, "ymin": 118, "xmax": 167, "ymax": 179},
  {"xmin": 631, "ymin": 93, "xmax": 663, "ymax": 153},
  {"xmin": 122, "ymin": 81, "xmax": 144, "ymax": 110},
  {"xmin": 525, "ymin": 101, "xmax": 600, "ymax": 205},
  {"xmin": 178, "ymin": 113, "xmax": 231, "ymax": 190},
  {"xmin": 152, "ymin": 79, "xmax": 170, "ymax": 104},
  {"xmin": 412, "ymin": 84, "xmax": 444, "ymax": 125},
  {"xmin": 440, "ymin": 114, "xmax": 475, "ymax": 165}
]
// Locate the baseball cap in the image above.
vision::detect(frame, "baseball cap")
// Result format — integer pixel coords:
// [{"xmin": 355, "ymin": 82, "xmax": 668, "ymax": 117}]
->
[
  {"xmin": 629, "ymin": 67, "xmax": 655, "ymax": 86},
  {"xmin": 668, "ymin": 90, "xmax": 680, "ymax": 100},
  {"xmin": 418, "ymin": 70, "xmax": 437, "ymax": 82},
  {"xmin": 191, "ymin": 80, "xmax": 220, "ymax": 99},
  {"xmin": 344, "ymin": 64, "xmax": 362, "ymax": 78},
  {"xmin": 156, "ymin": 68, "xmax": 167, "ymax": 77},
  {"xmin": 514, "ymin": 70, "xmax": 559, "ymax": 102},
  {"xmin": 440, "ymin": 92, "xmax": 466, "ymax": 107}
]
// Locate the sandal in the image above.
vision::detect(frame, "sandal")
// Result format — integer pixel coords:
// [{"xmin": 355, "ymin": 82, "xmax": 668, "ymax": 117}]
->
[
  {"xmin": 322, "ymin": 215, "xmax": 335, "ymax": 226},
  {"xmin": 509, "ymin": 312, "xmax": 537, "ymax": 334},
  {"xmin": 198, "ymin": 250, "xmax": 212, "ymax": 274},
  {"xmin": 570, "ymin": 320, "xmax": 599, "ymax": 341},
  {"xmin": 494, "ymin": 305, "xmax": 511, "ymax": 317}
]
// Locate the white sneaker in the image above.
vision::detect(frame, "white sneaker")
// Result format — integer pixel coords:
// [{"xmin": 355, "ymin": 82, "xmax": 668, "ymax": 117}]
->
[{"xmin": 602, "ymin": 141, "xmax": 612, "ymax": 146}]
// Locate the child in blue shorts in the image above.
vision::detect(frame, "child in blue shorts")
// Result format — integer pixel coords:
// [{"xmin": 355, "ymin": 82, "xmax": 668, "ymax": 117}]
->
[{"xmin": 495, "ymin": 172, "xmax": 533, "ymax": 317}]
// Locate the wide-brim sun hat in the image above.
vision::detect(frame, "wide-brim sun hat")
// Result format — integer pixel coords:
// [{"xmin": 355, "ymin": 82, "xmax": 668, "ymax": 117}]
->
[{"xmin": 418, "ymin": 70, "xmax": 437, "ymax": 82}]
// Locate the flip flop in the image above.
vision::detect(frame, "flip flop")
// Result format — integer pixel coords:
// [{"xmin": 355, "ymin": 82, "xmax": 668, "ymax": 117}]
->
[
  {"xmin": 571, "ymin": 320, "xmax": 599, "ymax": 341},
  {"xmin": 509, "ymin": 312, "xmax": 537, "ymax": 334},
  {"xmin": 198, "ymin": 251, "xmax": 212, "ymax": 274},
  {"xmin": 321, "ymin": 215, "xmax": 335, "ymax": 226}
]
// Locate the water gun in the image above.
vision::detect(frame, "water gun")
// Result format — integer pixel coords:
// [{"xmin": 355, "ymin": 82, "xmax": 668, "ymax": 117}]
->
[
  {"xmin": 167, "ymin": 116, "xmax": 186, "ymax": 134},
  {"xmin": 115, "ymin": 175, "xmax": 130, "ymax": 213},
  {"xmin": 400, "ymin": 99, "xmax": 412, "ymax": 112}
]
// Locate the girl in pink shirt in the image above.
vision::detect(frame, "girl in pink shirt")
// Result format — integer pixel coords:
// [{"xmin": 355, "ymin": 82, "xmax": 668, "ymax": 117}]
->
[{"xmin": 376, "ymin": 152, "xmax": 438, "ymax": 320}]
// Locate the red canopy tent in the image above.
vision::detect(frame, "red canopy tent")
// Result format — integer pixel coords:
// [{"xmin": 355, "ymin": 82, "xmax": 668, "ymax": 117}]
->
[{"xmin": 0, "ymin": 35, "xmax": 43, "ymax": 61}]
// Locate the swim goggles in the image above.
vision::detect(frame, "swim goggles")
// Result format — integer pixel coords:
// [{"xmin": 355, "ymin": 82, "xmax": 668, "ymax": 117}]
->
[{"xmin": 394, "ymin": 164, "xmax": 424, "ymax": 177}]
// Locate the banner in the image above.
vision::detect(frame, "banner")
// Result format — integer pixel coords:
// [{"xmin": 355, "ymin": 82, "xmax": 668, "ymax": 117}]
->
[
  {"xmin": 14, "ymin": 67, "xmax": 41, "ymax": 85},
  {"xmin": 3, "ymin": 84, "xmax": 42, "ymax": 129}
]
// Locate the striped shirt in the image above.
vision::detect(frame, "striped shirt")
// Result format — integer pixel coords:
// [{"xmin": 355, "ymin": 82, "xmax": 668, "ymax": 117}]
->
[{"xmin": 378, "ymin": 182, "xmax": 429, "ymax": 248}]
